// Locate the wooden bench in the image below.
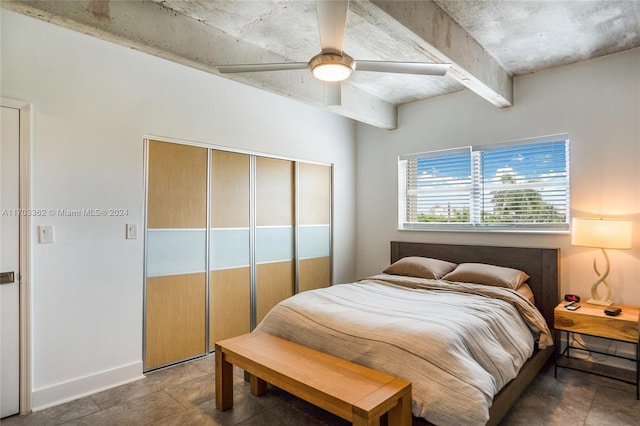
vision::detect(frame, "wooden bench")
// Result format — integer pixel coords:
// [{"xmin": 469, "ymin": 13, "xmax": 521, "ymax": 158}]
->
[{"xmin": 215, "ymin": 331, "xmax": 412, "ymax": 426}]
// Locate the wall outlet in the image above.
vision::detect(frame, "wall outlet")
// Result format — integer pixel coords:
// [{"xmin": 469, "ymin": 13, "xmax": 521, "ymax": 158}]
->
[
  {"xmin": 38, "ymin": 225, "xmax": 55, "ymax": 243},
  {"xmin": 126, "ymin": 224, "xmax": 137, "ymax": 240}
]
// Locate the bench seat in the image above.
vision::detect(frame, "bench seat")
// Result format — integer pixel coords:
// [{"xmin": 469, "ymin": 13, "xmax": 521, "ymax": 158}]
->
[{"xmin": 215, "ymin": 331, "xmax": 412, "ymax": 426}]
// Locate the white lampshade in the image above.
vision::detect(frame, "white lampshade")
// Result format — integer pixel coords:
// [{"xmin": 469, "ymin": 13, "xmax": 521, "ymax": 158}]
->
[{"xmin": 571, "ymin": 217, "xmax": 632, "ymax": 249}]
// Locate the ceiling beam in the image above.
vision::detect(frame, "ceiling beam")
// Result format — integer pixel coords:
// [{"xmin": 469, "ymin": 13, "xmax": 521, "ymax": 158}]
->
[
  {"xmin": 2, "ymin": 0, "xmax": 398, "ymax": 129},
  {"xmin": 370, "ymin": 0, "xmax": 513, "ymax": 108}
]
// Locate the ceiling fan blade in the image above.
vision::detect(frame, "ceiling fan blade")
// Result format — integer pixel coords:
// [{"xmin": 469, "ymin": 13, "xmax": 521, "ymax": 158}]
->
[
  {"xmin": 356, "ymin": 61, "xmax": 450, "ymax": 76},
  {"xmin": 218, "ymin": 62, "xmax": 308, "ymax": 74},
  {"xmin": 316, "ymin": 0, "xmax": 349, "ymax": 54},
  {"xmin": 323, "ymin": 82, "xmax": 341, "ymax": 106}
]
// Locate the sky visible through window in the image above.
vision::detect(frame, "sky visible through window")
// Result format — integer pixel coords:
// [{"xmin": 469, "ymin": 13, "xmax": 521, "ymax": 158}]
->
[{"xmin": 408, "ymin": 138, "xmax": 569, "ymax": 226}]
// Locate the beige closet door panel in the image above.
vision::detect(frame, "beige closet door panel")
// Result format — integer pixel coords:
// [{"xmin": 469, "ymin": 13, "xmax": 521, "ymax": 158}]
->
[
  {"xmin": 148, "ymin": 140, "xmax": 208, "ymax": 229},
  {"xmin": 256, "ymin": 157, "xmax": 294, "ymax": 226},
  {"xmin": 211, "ymin": 150, "xmax": 250, "ymax": 228},
  {"xmin": 299, "ymin": 257, "xmax": 331, "ymax": 293},
  {"xmin": 210, "ymin": 268, "xmax": 251, "ymax": 343},
  {"xmin": 298, "ymin": 163, "xmax": 331, "ymax": 226},
  {"xmin": 145, "ymin": 273, "xmax": 206, "ymax": 369},
  {"xmin": 256, "ymin": 261, "xmax": 294, "ymax": 324}
]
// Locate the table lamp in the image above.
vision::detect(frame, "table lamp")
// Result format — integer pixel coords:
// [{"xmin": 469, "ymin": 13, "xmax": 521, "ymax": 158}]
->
[{"xmin": 571, "ymin": 217, "xmax": 632, "ymax": 306}]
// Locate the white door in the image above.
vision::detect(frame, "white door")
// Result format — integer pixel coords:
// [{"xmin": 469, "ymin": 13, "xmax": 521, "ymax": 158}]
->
[{"xmin": 0, "ymin": 105, "xmax": 20, "ymax": 418}]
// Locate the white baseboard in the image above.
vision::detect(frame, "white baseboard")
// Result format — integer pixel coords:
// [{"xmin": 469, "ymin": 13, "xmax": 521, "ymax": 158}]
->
[{"xmin": 32, "ymin": 361, "xmax": 145, "ymax": 411}]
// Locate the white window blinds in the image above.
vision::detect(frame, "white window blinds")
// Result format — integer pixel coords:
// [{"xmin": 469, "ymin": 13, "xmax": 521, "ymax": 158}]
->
[
  {"xmin": 400, "ymin": 148, "xmax": 472, "ymax": 225},
  {"xmin": 399, "ymin": 136, "xmax": 570, "ymax": 232}
]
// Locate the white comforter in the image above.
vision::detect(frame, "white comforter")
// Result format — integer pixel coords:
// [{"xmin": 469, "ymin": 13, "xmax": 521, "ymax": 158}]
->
[{"xmin": 255, "ymin": 275, "xmax": 552, "ymax": 425}]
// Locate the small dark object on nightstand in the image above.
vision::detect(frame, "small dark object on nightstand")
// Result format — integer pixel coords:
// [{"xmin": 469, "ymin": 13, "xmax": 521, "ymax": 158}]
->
[
  {"xmin": 564, "ymin": 294, "xmax": 581, "ymax": 303},
  {"xmin": 604, "ymin": 307, "xmax": 621, "ymax": 316}
]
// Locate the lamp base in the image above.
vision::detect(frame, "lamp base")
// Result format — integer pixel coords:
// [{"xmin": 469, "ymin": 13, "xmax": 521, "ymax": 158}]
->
[{"xmin": 587, "ymin": 298, "xmax": 613, "ymax": 306}]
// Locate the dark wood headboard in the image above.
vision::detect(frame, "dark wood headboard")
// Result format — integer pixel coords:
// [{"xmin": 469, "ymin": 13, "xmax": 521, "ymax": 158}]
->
[{"xmin": 390, "ymin": 241, "xmax": 560, "ymax": 329}]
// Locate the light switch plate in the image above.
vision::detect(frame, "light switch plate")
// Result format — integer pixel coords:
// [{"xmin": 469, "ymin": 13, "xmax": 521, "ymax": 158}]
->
[
  {"xmin": 38, "ymin": 225, "xmax": 55, "ymax": 243},
  {"xmin": 126, "ymin": 224, "xmax": 137, "ymax": 240}
]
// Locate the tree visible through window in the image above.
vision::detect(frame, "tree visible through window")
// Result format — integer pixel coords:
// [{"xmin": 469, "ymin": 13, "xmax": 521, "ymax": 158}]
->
[{"xmin": 398, "ymin": 136, "xmax": 570, "ymax": 232}]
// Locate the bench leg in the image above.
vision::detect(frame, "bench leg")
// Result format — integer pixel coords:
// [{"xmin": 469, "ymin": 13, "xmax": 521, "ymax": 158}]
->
[
  {"xmin": 249, "ymin": 374, "xmax": 268, "ymax": 396},
  {"xmin": 352, "ymin": 414, "xmax": 379, "ymax": 426},
  {"xmin": 215, "ymin": 346, "xmax": 234, "ymax": 411},
  {"xmin": 352, "ymin": 399, "xmax": 411, "ymax": 426},
  {"xmin": 387, "ymin": 392, "xmax": 412, "ymax": 426}
]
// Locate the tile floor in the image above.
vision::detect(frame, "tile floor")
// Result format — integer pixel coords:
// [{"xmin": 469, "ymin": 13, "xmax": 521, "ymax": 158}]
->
[{"xmin": 2, "ymin": 355, "xmax": 639, "ymax": 426}]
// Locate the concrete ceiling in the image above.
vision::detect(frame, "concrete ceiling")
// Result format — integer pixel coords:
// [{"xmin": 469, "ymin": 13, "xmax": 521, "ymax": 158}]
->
[{"xmin": 4, "ymin": 1, "xmax": 640, "ymax": 129}]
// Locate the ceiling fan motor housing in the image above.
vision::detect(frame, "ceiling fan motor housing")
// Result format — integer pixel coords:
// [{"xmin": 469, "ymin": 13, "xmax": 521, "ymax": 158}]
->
[{"xmin": 308, "ymin": 52, "xmax": 356, "ymax": 82}]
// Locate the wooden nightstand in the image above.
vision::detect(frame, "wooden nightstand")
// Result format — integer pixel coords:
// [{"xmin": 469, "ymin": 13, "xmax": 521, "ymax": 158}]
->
[{"xmin": 554, "ymin": 302, "xmax": 640, "ymax": 399}]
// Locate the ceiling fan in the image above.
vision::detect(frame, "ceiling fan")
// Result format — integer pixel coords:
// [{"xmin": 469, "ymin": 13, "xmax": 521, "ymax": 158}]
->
[{"xmin": 217, "ymin": 0, "xmax": 451, "ymax": 105}]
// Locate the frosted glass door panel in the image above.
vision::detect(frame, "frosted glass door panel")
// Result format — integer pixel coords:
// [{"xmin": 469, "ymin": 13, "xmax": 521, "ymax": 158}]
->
[
  {"xmin": 147, "ymin": 229, "xmax": 206, "ymax": 277},
  {"xmin": 256, "ymin": 226, "xmax": 293, "ymax": 263},
  {"xmin": 210, "ymin": 228, "xmax": 250, "ymax": 270},
  {"xmin": 298, "ymin": 225, "xmax": 330, "ymax": 259}
]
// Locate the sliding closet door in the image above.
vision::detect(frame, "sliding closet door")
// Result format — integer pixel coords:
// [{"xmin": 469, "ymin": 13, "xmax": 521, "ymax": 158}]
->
[
  {"xmin": 255, "ymin": 157, "xmax": 295, "ymax": 324},
  {"xmin": 298, "ymin": 163, "xmax": 332, "ymax": 292},
  {"xmin": 145, "ymin": 141, "xmax": 207, "ymax": 369},
  {"xmin": 144, "ymin": 141, "xmax": 332, "ymax": 364},
  {"xmin": 209, "ymin": 150, "xmax": 251, "ymax": 343}
]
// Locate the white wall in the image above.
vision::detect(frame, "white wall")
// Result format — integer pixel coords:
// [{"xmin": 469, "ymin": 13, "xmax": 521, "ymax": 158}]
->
[
  {"xmin": 1, "ymin": 10, "xmax": 356, "ymax": 409},
  {"xmin": 356, "ymin": 48, "xmax": 640, "ymax": 306}
]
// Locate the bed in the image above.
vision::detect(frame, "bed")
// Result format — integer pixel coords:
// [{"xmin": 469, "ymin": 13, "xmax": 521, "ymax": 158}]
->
[{"xmin": 255, "ymin": 242, "xmax": 560, "ymax": 425}]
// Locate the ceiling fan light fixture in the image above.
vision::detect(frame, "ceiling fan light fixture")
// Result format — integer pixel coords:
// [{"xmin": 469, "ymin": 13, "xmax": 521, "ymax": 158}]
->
[{"xmin": 309, "ymin": 52, "xmax": 355, "ymax": 82}]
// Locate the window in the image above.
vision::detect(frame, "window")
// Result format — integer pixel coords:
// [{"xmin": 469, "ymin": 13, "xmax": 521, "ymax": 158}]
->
[{"xmin": 399, "ymin": 135, "xmax": 570, "ymax": 232}]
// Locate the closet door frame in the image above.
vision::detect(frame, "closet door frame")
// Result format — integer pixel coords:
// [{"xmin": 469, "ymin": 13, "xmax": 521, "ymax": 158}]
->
[{"xmin": 143, "ymin": 135, "xmax": 333, "ymax": 370}]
